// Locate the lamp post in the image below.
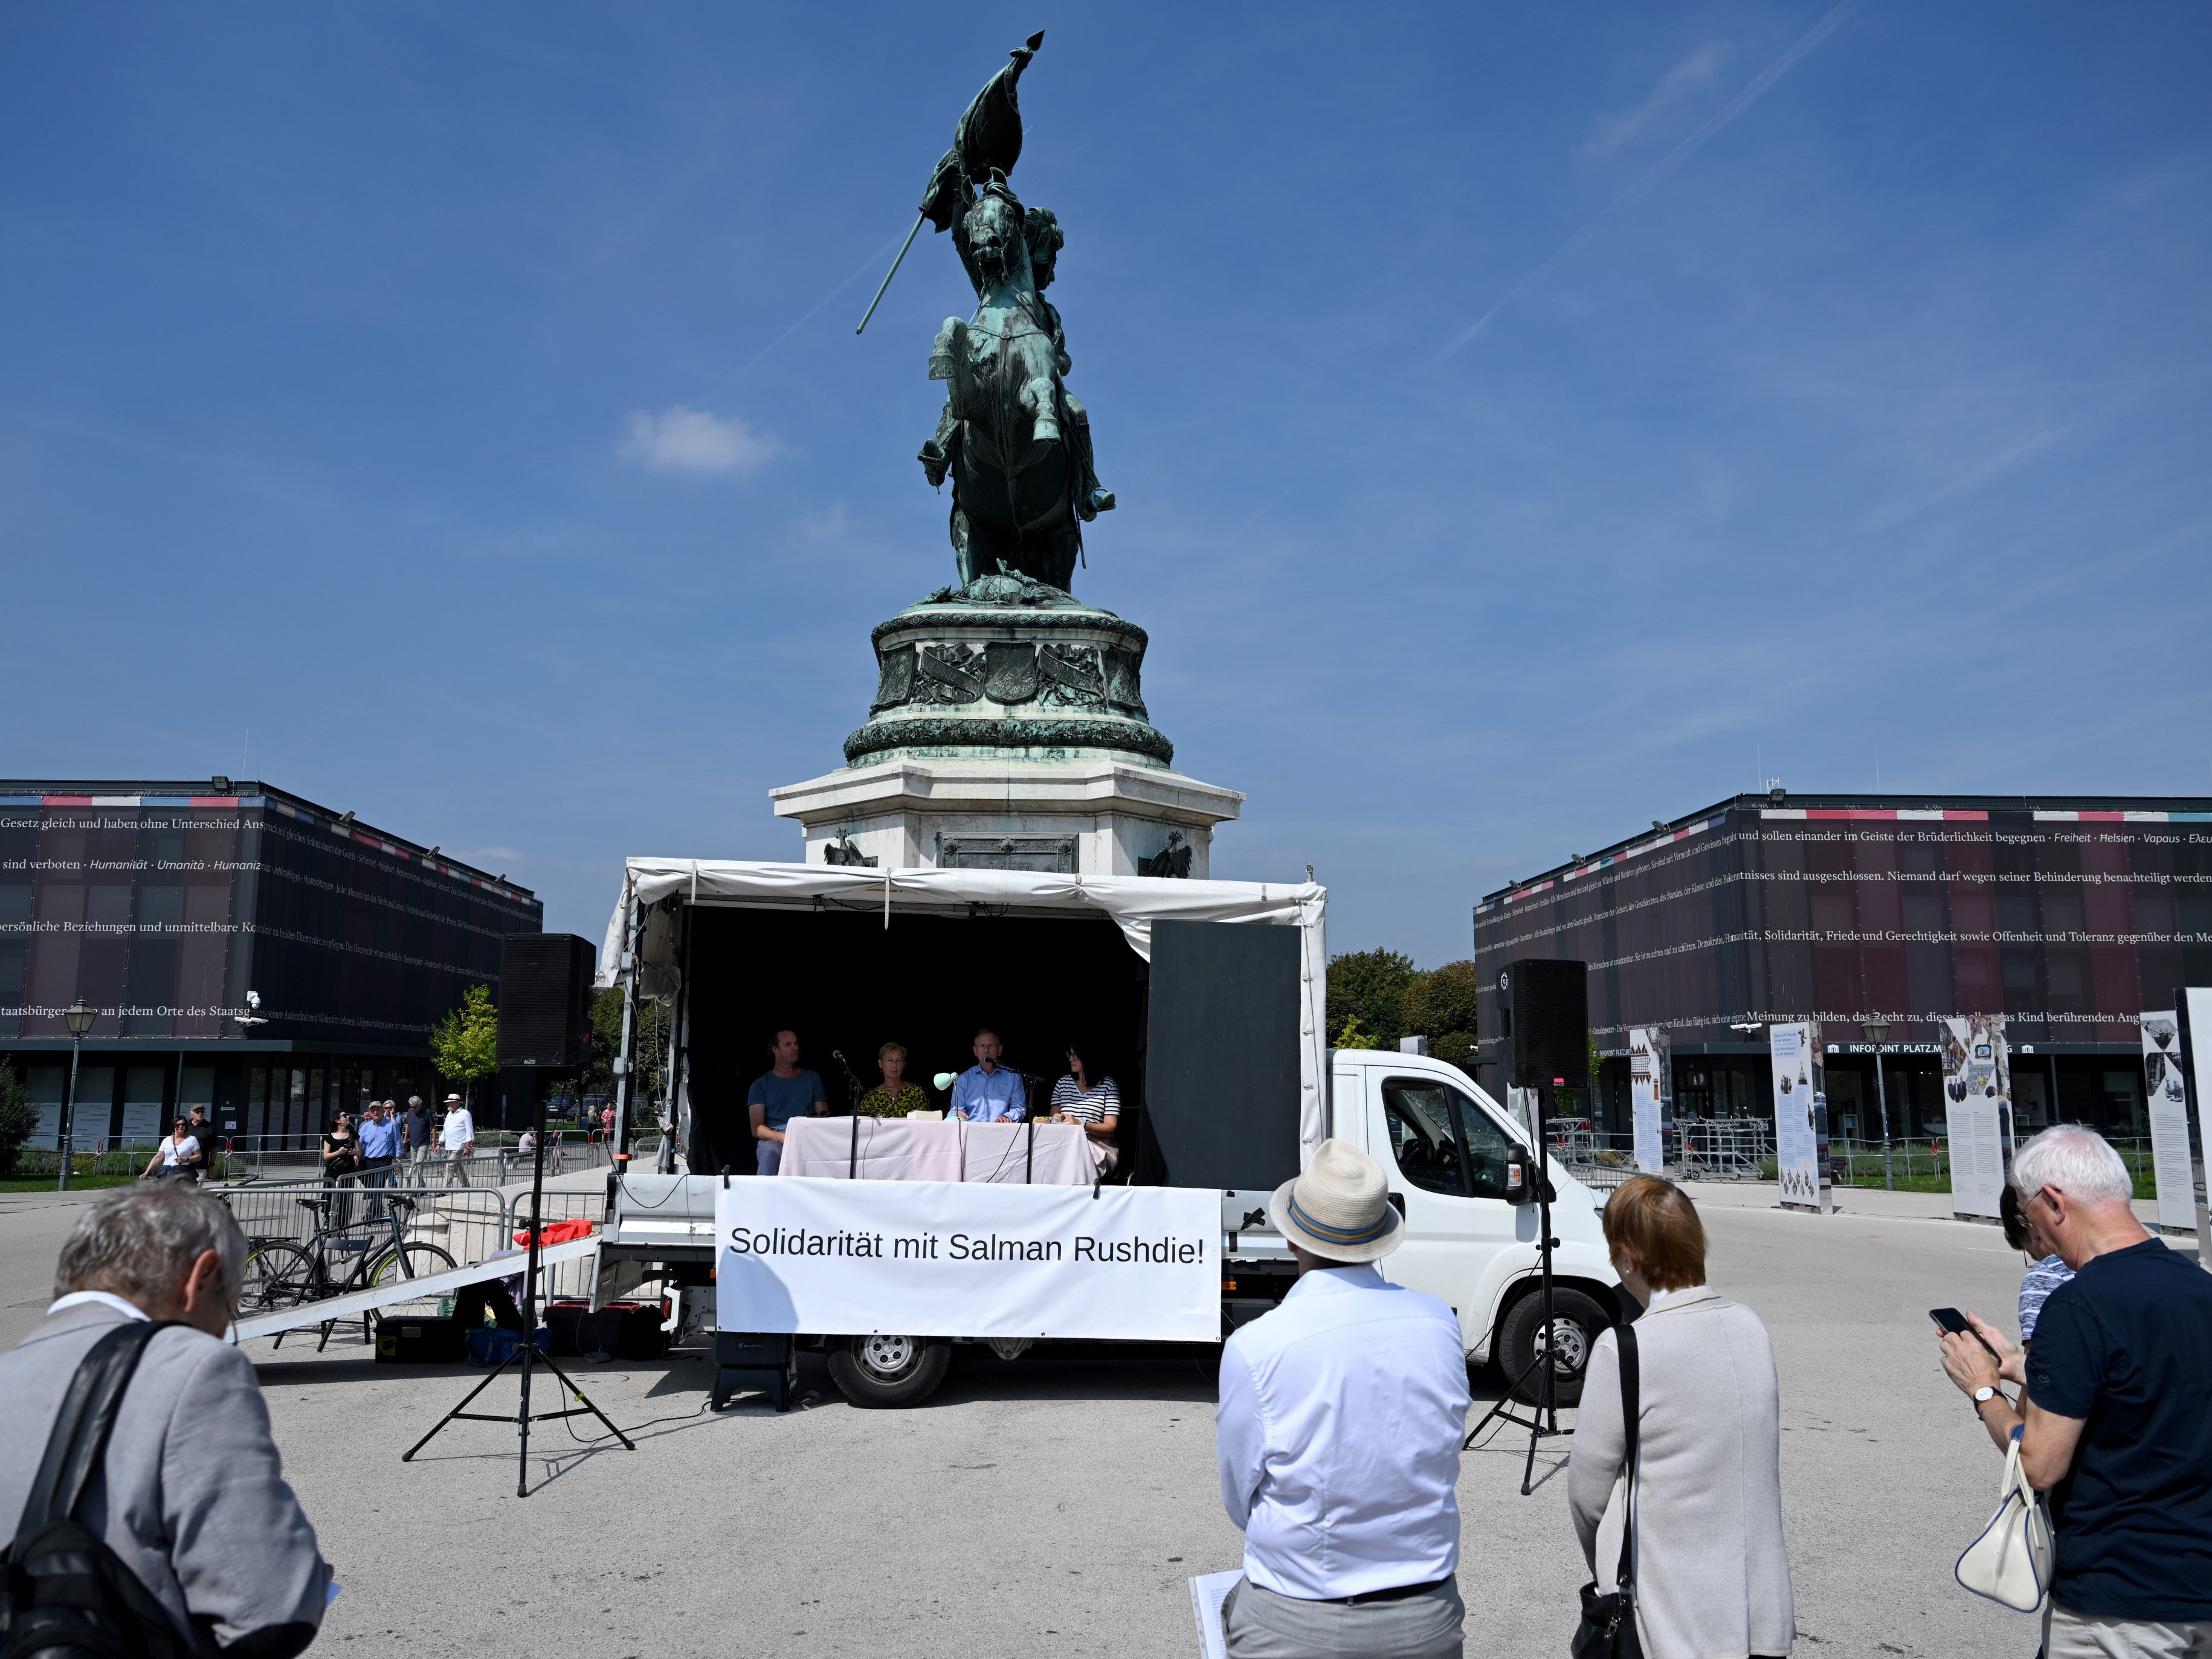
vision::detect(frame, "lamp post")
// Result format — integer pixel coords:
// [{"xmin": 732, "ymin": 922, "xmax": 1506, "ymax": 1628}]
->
[
  {"xmin": 59, "ymin": 998, "xmax": 97, "ymax": 1192},
  {"xmin": 1865, "ymin": 1019, "xmax": 1893, "ymax": 1192}
]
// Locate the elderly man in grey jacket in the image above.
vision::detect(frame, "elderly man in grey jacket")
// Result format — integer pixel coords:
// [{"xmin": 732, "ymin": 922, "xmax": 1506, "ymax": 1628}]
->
[{"xmin": 0, "ymin": 1183, "xmax": 332, "ymax": 1656}]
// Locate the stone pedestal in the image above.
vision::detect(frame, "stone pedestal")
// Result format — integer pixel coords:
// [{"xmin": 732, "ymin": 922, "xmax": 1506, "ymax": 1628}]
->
[{"xmin": 771, "ymin": 575, "xmax": 1241, "ymax": 875}]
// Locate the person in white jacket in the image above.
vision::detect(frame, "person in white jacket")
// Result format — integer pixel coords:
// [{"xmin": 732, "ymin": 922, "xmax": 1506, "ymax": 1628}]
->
[{"xmin": 1569, "ymin": 1176, "xmax": 1794, "ymax": 1658}]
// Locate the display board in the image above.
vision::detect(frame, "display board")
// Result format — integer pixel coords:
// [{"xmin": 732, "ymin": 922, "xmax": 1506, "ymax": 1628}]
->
[
  {"xmin": 714, "ymin": 1176, "xmax": 1220, "ymax": 1342},
  {"xmin": 2177, "ymin": 988, "xmax": 2212, "ymax": 1264},
  {"xmin": 1770, "ymin": 1021, "xmax": 1827, "ymax": 1210},
  {"xmin": 1629, "ymin": 1026, "xmax": 1671, "ymax": 1173},
  {"xmin": 1940, "ymin": 1014, "xmax": 2013, "ymax": 1221},
  {"xmin": 2140, "ymin": 1011, "xmax": 2197, "ymax": 1234}
]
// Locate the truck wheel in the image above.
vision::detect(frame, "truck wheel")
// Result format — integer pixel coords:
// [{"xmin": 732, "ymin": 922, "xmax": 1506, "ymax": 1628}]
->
[
  {"xmin": 827, "ymin": 1334, "xmax": 952, "ymax": 1408},
  {"xmin": 1497, "ymin": 1288, "xmax": 1608, "ymax": 1408}
]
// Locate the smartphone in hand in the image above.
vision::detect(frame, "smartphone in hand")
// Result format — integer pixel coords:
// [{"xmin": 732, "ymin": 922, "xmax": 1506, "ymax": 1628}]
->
[{"xmin": 1930, "ymin": 1306, "xmax": 2000, "ymax": 1359}]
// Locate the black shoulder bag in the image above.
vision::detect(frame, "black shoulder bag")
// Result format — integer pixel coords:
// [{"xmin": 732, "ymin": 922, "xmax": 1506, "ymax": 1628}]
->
[
  {"xmin": 1, "ymin": 1319, "xmax": 206, "ymax": 1659},
  {"xmin": 1571, "ymin": 1322, "xmax": 1642, "ymax": 1659}
]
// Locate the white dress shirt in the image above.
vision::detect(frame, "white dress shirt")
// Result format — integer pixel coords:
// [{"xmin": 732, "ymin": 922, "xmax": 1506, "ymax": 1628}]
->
[
  {"xmin": 49, "ymin": 1290, "xmax": 150, "ymax": 1321},
  {"xmin": 440, "ymin": 1108, "xmax": 474, "ymax": 1152},
  {"xmin": 1216, "ymin": 1263, "xmax": 1470, "ymax": 1599}
]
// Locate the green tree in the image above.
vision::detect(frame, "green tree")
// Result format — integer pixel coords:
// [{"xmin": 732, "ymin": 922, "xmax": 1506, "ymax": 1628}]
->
[
  {"xmin": 428, "ymin": 984, "xmax": 500, "ymax": 1110},
  {"xmin": 1333, "ymin": 1016, "xmax": 1383, "ymax": 1051},
  {"xmin": 1400, "ymin": 959, "xmax": 1482, "ymax": 1070},
  {"xmin": 0, "ymin": 1060, "xmax": 34, "ymax": 1177},
  {"xmin": 576, "ymin": 988, "xmax": 671, "ymax": 1111},
  {"xmin": 1326, "ymin": 948, "xmax": 1416, "ymax": 1048}
]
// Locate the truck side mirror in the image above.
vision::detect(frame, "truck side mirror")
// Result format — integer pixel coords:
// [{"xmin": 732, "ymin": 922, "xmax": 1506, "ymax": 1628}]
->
[{"xmin": 1504, "ymin": 1144, "xmax": 1534, "ymax": 1205}]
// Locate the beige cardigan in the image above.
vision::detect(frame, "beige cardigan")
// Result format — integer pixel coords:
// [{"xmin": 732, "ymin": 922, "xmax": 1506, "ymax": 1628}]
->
[{"xmin": 1568, "ymin": 1286, "xmax": 1795, "ymax": 1659}]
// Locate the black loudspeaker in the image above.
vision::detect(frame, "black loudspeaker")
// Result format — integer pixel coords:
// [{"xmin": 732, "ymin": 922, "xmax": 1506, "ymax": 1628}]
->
[
  {"xmin": 1500, "ymin": 958, "xmax": 1588, "ymax": 1089},
  {"xmin": 498, "ymin": 933, "xmax": 597, "ymax": 1069}
]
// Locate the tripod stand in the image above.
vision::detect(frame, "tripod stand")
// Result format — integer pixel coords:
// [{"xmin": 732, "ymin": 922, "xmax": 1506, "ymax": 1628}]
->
[
  {"xmin": 1464, "ymin": 1082, "xmax": 1573, "ymax": 1495},
  {"xmin": 402, "ymin": 1094, "xmax": 635, "ymax": 1496}
]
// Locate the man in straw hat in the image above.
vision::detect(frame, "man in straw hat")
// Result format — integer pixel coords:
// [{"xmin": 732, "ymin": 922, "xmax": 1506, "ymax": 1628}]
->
[{"xmin": 1214, "ymin": 1139, "xmax": 1471, "ymax": 1658}]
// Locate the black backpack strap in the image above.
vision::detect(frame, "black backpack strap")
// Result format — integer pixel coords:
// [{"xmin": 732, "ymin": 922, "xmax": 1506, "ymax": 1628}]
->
[
  {"xmin": 13, "ymin": 1319, "xmax": 178, "ymax": 1545},
  {"xmin": 1614, "ymin": 1322, "xmax": 1640, "ymax": 1595}
]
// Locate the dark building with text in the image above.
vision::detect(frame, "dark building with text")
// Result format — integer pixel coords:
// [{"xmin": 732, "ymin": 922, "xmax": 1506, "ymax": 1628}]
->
[
  {"xmin": 1473, "ymin": 792, "xmax": 2212, "ymax": 1147},
  {"xmin": 1, "ymin": 779, "xmax": 542, "ymax": 1148}
]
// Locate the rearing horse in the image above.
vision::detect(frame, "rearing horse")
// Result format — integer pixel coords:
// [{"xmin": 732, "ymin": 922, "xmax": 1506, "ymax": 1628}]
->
[{"xmin": 918, "ymin": 181, "xmax": 1106, "ymax": 592}]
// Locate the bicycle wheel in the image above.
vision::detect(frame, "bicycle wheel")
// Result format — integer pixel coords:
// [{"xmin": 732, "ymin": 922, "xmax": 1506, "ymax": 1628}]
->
[
  {"xmin": 239, "ymin": 1242, "xmax": 315, "ymax": 1312},
  {"xmin": 369, "ymin": 1242, "xmax": 457, "ymax": 1287}
]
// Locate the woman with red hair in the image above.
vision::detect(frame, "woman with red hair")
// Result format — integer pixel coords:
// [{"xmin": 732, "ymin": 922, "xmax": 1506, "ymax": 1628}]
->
[{"xmin": 1569, "ymin": 1176, "xmax": 1794, "ymax": 1657}]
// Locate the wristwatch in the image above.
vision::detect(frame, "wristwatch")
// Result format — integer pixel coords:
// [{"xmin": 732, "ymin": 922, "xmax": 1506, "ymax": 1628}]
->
[{"xmin": 1972, "ymin": 1385, "xmax": 1999, "ymax": 1410}]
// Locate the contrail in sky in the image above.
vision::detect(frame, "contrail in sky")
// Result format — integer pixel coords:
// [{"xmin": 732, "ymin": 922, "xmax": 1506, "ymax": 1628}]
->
[
  {"xmin": 1436, "ymin": 0, "xmax": 1861, "ymax": 363},
  {"xmin": 698, "ymin": 226, "xmax": 913, "ymax": 404}
]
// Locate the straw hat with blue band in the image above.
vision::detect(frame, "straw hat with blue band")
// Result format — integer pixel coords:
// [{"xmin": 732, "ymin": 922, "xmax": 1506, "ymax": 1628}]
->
[{"xmin": 1267, "ymin": 1138, "xmax": 1405, "ymax": 1264}]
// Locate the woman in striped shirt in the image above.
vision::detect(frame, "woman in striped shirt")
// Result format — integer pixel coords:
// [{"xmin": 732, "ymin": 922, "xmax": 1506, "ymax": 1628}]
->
[{"xmin": 1048, "ymin": 1041, "xmax": 1121, "ymax": 1175}]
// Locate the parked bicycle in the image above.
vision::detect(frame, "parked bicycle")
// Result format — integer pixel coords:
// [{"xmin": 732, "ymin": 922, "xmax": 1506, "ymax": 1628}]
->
[{"xmin": 237, "ymin": 1191, "xmax": 457, "ymax": 1324}]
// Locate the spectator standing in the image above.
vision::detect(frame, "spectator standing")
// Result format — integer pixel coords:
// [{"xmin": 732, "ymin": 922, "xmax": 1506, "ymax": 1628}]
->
[
  {"xmin": 440, "ymin": 1093, "xmax": 476, "ymax": 1187},
  {"xmin": 184, "ymin": 1105, "xmax": 218, "ymax": 1179},
  {"xmin": 356, "ymin": 1101, "xmax": 401, "ymax": 1217},
  {"xmin": 746, "ymin": 1029, "xmax": 827, "ymax": 1176},
  {"xmin": 1941, "ymin": 1125, "xmax": 2212, "ymax": 1658},
  {"xmin": 2001, "ymin": 1182, "xmax": 2075, "ymax": 1346},
  {"xmin": 318, "ymin": 1113, "xmax": 358, "ymax": 1181},
  {"xmin": 0, "ymin": 1184, "xmax": 331, "ymax": 1654},
  {"xmin": 401, "ymin": 1095, "xmax": 433, "ymax": 1182},
  {"xmin": 140, "ymin": 1119, "xmax": 202, "ymax": 1184},
  {"xmin": 1569, "ymin": 1176, "xmax": 1793, "ymax": 1658},
  {"xmin": 601, "ymin": 1104, "xmax": 614, "ymax": 1140},
  {"xmin": 1214, "ymin": 1139, "xmax": 1469, "ymax": 1658}
]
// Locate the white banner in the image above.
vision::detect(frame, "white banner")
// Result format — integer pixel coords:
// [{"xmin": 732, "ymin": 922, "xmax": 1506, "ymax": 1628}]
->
[
  {"xmin": 1770, "ymin": 1022, "xmax": 1825, "ymax": 1208},
  {"xmin": 2141, "ymin": 1011, "xmax": 2197, "ymax": 1234},
  {"xmin": 1940, "ymin": 1014, "xmax": 2013, "ymax": 1221},
  {"xmin": 714, "ymin": 1177, "xmax": 1221, "ymax": 1342},
  {"xmin": 1629, "ymin": 1028, "xmax": 1670, "ymax": 1173}
]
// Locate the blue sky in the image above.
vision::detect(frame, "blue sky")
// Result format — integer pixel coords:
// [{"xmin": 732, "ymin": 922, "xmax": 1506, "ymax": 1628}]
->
[{"xmin": 5, "ymin": 4, "xmax": 2209, "ymax": 965}]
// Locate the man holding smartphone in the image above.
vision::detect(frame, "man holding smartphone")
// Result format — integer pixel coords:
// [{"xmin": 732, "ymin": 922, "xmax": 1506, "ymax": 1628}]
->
[{"xmin": 1937, "ymin": 1125, "xmax": 2212, "ymax": 1658}]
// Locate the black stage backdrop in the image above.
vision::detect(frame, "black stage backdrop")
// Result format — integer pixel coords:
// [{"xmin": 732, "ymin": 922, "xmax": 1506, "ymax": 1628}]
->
[{"xmin": 683, "ymin": 906, "xmax": 1148, "ymax": 1175}]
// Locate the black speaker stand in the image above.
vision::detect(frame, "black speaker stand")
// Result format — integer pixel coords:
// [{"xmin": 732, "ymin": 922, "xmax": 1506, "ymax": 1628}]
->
[
  {"xmin": 1464, "ymin": 1082, "xmax": 1573, "ymax": 1495},
  {"xmin": 402, "ymin": 1095, "xmax": 635, "ymax": 1495}
]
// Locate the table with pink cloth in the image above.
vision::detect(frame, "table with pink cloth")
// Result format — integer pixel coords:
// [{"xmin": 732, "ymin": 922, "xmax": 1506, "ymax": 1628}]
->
[{"xmin": 778, "ymin": 1115, "xmax": 1098, "ymax": 1185}]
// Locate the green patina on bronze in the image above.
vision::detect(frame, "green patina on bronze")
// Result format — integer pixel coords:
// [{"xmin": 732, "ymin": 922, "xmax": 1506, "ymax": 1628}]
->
[{"xmin": 842, "ymin": 715, "xmax": 1173, "ymax": 768}]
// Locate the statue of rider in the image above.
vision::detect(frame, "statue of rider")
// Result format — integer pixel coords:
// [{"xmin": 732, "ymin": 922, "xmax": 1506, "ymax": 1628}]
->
[{"xmin": 917, "ymin": 197, "xmax": 1112, "ymax": 523}]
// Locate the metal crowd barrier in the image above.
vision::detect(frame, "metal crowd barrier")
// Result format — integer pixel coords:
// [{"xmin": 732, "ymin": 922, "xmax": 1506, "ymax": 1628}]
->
[{"xmin": 211, "ymin": 1176, "xmax": 613, "ymax": 1327}]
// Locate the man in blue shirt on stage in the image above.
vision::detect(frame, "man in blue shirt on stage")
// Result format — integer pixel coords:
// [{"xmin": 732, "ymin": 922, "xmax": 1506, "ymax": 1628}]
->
[
  {"xmin": 950, "ymin": 1028, "xmax": 1026, "ymax": 1123},
  {"xmin": 747, "ymin": 1028, "xmax": 828, "ymax": 1176}
]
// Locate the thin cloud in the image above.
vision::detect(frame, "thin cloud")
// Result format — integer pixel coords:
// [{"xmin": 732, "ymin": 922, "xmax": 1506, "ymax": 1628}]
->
[
  {"xmin": 617, "ymin": 406, "xmax": 790, "ymax": 477},
  {"xmin": 1579, "ymin": 42, "xmax": 1732, "ymax": 159},
  {"xmin": 1438, "ymin": 0, "xmax": 1861, "ymax": 362}
]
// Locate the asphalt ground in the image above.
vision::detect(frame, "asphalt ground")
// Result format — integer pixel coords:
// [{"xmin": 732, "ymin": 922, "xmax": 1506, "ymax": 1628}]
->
[{"xmin": 0, "ymin": 1182, "xmax": 2198, "ymax": 1658}]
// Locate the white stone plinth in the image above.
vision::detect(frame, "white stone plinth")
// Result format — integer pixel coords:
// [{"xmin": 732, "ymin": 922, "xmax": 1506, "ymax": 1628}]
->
[{"xmin": 770, "ymin": 755, "xmax": 1243, "ymax": 877}]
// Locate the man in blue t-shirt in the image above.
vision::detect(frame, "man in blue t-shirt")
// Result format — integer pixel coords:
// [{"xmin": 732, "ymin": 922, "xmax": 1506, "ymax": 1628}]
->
[
  {"xmin": 1941, "ymin": 1125, "xmax": 2212, "ymax": 1655},
  {"xmin": 746, "ymin": 1029, "xmax": 827, "ymax": 1176}
]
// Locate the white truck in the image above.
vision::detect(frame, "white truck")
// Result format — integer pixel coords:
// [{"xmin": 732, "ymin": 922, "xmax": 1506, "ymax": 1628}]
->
[{"xmin": 595, "ymin": 859, "xmax": 1620, "ymax": 1408}]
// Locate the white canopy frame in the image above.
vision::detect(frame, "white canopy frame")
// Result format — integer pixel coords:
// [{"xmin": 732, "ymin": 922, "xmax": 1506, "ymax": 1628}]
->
[{"xmin": 601, "ymin": 859, "xmax": 1329, "ymax": 1164}]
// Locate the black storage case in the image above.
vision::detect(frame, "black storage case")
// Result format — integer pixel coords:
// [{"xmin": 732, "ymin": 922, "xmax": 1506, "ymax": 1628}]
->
[
  {"xmin": 712, "ymin": 1331, "xmax": 797, "ymax": 1412},
  {"xmin": 375, "ymin": 1315, "xmax": 468, "ymax": 1364}
]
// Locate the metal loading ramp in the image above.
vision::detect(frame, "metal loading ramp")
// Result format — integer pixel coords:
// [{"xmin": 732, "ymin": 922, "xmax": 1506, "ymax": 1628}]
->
[{"xmin": 228, "ymin": 1237, "xmax": 602, "ymax": 1344}]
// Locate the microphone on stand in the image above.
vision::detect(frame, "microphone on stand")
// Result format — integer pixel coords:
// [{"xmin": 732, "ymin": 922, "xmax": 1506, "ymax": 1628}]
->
[{"xmin": 830, "ymin": 1049, "xmax": 865, "ymax": 1112}]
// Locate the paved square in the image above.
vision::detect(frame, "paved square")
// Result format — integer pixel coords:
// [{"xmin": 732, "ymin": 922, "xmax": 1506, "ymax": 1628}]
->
[{"xmin": 2, "ymin": 1184, "xmax": 2187, "ymax": 1657}]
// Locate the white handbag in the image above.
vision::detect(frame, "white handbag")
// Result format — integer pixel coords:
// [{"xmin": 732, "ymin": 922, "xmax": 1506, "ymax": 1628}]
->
[{"xmin": 1955, "ymin": 1432, "xmax": 2054, "ymax": 1612}]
